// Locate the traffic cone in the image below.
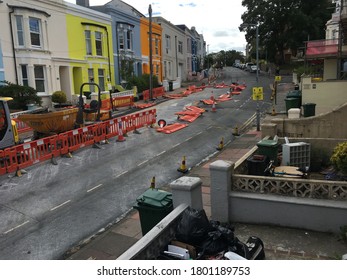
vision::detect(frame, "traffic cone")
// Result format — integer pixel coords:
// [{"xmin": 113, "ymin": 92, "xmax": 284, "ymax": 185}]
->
[
  {"xmin": 150, "ymin": 176, "xmax": 156, "ymax": 189},
  {"xmin": 271, "ymin": 105, "xmax": 277, "ymax": 116},
  {"xmin": 158, "ymin": 119, "xmax": 167, "ymax": 128},
  {"xmin": 232, "ymin": 125, "xmax": 240, "ymax": 136},
  {"xmin": 117, "ymin": 122, "xmax": 126, "ymax": 142},
  {"xmin": 217, "ymin": 137, "xmax": 224, "ymax": 151},
  {"xmin": 177, "ymin": 156, "xmax": 188, "ymax": 173},
  {"xmin": 211, "ymin": 101, "xmax": 217, "ymax": 112}
]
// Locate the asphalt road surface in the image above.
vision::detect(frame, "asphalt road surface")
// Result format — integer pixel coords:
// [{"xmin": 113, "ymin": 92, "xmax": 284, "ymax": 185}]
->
[{"xmin": 0, "ymin": 67, "xmax": 276, "ymax": 259}]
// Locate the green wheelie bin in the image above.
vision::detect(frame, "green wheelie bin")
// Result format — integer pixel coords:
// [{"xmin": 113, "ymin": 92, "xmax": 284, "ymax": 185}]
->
[
  {"xmin": 302, "ymin": 103, "xmax": 316, "ymax": 117},
  {"xmin": 134, "ymin": 188, "xmax": 173, "ymax": 235},
  {"xmin": 256, "ymin": 139, "xmax": 280, "ymax": 166}
]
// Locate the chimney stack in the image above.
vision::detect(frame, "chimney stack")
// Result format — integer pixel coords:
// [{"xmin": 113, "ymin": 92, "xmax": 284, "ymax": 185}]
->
[{"xmin": 76, "ymin": 0, "xmax": 90, "ymax": 7}]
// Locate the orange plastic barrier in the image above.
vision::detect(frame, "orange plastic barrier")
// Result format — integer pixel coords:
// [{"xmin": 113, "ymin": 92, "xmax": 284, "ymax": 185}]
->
[
  {"xmin": 136, "ymin": 109, "xmax": 156, "ymax": 129},
  {"xmin": 182, "ymin": 90, "xmax": 193, "ymax": 96},
  {"xmin": 185, "ymin": 106, "xmax": 205, "ymax": 114},
  {"xmin": 92, "ymin": 121, "xmax": 108, "ymax": 144},
  {"xmin": 201, "ymin": 99, "xmax": 215, "ymax": 105},
  {"xmin": 104, "ymin": 118, "xmax": 119, "ymax": 140},
  {"xmin": 3, "ymin": 147, "xmax": 18, "ymax": 174},
  {"xmin": 59, "ymin": 126, "xmax": 95, "ymax": 154},
  {"xmin": 157, "ymin": 123, "xmax": 188, "ymax": 134},
  {"xmin": 231, "ymin": 91, "xmax": 241, "ymax": 95},
  {"xmin": 122, "ymin": 115, "xmax": 134, "ymax": 133},
  {"xmin": 3, "ymin": 136, "xmax": 61, "ymax": 173},
  {"xmin": 142, "ymin": 87, "xmax": 165, "ymax": 101},
  {"xmin": 0, "ymin": 150, "xmax": 6, "ymax": 175},
  {"xmin": 14, "ymin": 118, "xmax": 33, "ymax": 134},
  {"xmin": 112, "ymin": 96, "xmax": 134, "ymax": 108},
  {"xmin": 179, "ymin": 114, "xmax": 200, "ymax": 123},
  {"xmin": 153, "ymin": 87, "xmax": 165, "ymax": 98},
  {"xmin": 1, "ymin": 109, "xmax": 157, "ymax": 175},
  {"xmin": 164, "ymin": 94, "xmax": 185, "ymax": 99},
  {"xmin": 217, "ymin": 94, "xmax": 232, "ymax": 102},
  {"xmin": 214, "ymin": 83, "xmax": 230, "ymax": 88},
  {"xmin": 100, "ymin": 96, "xmax": 134, "ymax": 110},
  {"xmin": 175, "ymin": 110, "xmax": 200, "ymax": 116},
  {"xmin": 134, "ymin": 103, "xmax": 155, "ymax": 109}
]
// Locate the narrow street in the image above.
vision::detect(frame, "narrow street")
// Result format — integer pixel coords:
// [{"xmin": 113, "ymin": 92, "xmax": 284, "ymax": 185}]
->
[{"xmin": 0, "ymin": 67, "xmax": 276, "ymax": 259}]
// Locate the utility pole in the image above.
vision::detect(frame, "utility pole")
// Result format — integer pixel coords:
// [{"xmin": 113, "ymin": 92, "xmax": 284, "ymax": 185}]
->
[
  {"xmin": 149, "ymin": 4, "xmax": 153, "ymax": 100},
  {"xmin": 242, "ymin": 23, "xmax": 260, "ymax": 131},
  {"xmin": 255, "ymin": 24, "xmax": 260, "ymax": 131}
]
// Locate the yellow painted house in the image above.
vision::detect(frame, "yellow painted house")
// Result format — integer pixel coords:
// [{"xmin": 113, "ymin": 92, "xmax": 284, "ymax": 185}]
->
[
  {"xmin": 66, "ymin": 5, "xmax": 115, "ymax": 97},
  {"xmin": 140, "ymin": 18, "xmax": 163, "ymax": 83}
]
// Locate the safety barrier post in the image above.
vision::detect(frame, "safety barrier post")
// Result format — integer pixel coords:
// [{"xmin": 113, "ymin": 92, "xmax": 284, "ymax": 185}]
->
[
  {"xmin": 0, "ymin": 150, "xmax": 7, "ymax": 175},
  {"xmin": 4, "ymin": 147, "xmax": 19, "ymax": 174},
  {"xmin": 92, "ymin": 122, "xmax": 108, "ymax": 147},
  {"xmin": 105, "ymin": 118, "xmax": 118, "ymax": 140},
  {"xmin": 142, "ymin": 89, "xmax": 149, "ymax": 101}
]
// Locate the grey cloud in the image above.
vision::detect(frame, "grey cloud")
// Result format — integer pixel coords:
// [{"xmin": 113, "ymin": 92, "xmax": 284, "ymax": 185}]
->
[{"xmin": 213, "ymin": 30, "xmax": 229, "ymax": 37}]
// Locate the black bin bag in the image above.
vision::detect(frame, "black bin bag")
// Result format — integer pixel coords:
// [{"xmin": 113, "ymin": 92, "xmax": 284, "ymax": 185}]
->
[{"xmin": 175, "ymin": 207, "xmax": 212, "ymax": 246}]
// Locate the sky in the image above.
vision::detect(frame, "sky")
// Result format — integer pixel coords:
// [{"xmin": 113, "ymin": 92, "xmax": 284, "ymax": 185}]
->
[{"xmin": 65, "ymin": 0, "xmax": 247, "ymax": 54}]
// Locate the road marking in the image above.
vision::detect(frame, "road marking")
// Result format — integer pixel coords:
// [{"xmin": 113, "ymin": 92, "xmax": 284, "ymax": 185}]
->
[
  {"xmin": 50, "ymin": 200, "xmax": 71, "ymax": 211},
  {"xmin": 172, "ymin": 143, "xmax": 181, "ymax": 148},
  {"xmin": 138, "ymin": 159, "xmax": 149, "ymax": 166},
  {"xmin": 156, "ymin": 151, "xmax": 166, "ymax": 157},
  {"xmin": 87, "ymin": 184, "xmax": 103, "ymax": 193},
  {"xmin": 196, "ymin": 131, "xmax": 203, "ymax": 136},
  {"xmin": 116, "ymin": 171, "xmax": 128, "ymax": 178},
  {"xmin": 4, "ymin": 220, "xmax": 30, "ymax": 234},
  {"xmin": 185, "ymin": 136, "xmax": 193, "ymax": 142}
]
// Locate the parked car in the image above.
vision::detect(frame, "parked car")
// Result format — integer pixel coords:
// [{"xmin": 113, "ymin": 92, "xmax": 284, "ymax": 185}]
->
[
  {"xmin": 250, "ymin": 65, "xmax": 259, "ymax": 73},
  {"xmin": 245, "ymin": 63, "xmax": 255, "ymax": 71}
]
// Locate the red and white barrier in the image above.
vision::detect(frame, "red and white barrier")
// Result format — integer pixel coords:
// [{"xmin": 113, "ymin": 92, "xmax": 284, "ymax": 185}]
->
[{"xmin": 0, "ymin": 109, "xmax": 157, "ymax": 175}]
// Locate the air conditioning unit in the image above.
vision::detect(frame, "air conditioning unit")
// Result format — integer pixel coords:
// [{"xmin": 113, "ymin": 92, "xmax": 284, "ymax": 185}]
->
[{"xmin": 282, "ymin": 142, "xmax": 310, "ymax": 169}]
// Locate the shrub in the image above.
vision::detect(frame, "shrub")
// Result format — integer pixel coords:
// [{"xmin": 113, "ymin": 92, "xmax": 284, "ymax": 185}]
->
[
  {"xmin": 51, "ymin": 91, "xmax": 67, "ymax": 104},
  {"xmin": 330, "ymin": 142, "xmax": 347, "ymax": 175},
  {"xmin": 0, "ymin": 81, "xmax": 42, "ymax": 110},
  {"xmin": 126, "ymin": 74, "xmax": 159, "ymax": 93}
]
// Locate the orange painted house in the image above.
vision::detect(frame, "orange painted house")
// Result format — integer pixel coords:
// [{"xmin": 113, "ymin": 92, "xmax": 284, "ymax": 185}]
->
[{"xmin": 140, "ymin": 17, "xmax": 163, "ymax": 82}]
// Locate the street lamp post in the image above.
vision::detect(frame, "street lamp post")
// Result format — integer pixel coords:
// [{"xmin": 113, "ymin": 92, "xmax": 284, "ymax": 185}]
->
[
  {"xmin": 242, "ymin": 23, "xmax": 260, "ymax": 131},
  {"xmin": 255, "ymin": 24, "xmax": 260, "ymax": 131},
  {"xmin": 207, "ymin": 44, "xmax": 209, "ymax": 70},
  {"xmin": 148, "ymin": 4, "xmax": 153, "ymax": 100}
]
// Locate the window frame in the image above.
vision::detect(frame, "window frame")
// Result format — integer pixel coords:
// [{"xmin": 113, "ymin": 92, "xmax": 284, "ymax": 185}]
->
[
  {"xmin": 85, "ymin": 30, "xmax": 92, "ymax": 55},
  {"xmin": 95, "ymin": 31, "xmax": 103, "ymax": 56},
  {"xmin": 178, "ymin": 41, "xmax": 183, "ymax": 54},
  {"xmin": 126, "ymin": 29, "xmax": 133, "ymax": 50},
  {"xmin": 29, "ymin": 17, "xmax": 42, "ymax": 48},
  {"xmin": 34, "ymin": 65, "xmax": 46, "ymax": 93},
  {"xmin": 98, "ymin": 68, "xmax": 105, "ymax": 91},
  {"xmin": 21, "ymin": 64, "xmax": 29, "ymax": 86},
  {"xmin": 15, "ymin": 15, "xmax": 25, "ymax": 47}
]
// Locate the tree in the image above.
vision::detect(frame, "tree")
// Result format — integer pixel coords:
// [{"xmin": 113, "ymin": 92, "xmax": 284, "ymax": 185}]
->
[
  {"xmin": 0, "ymin": 81, "xmax": 42, "ymax": 110},
  {"xmin": 240, "ymin": 0, "xmax": 333, "ymax": 65}
]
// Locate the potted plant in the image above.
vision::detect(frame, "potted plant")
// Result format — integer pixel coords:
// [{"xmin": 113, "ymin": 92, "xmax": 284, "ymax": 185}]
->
[{"xmin": 51, "ymin": 91, "xmax": 71, "ymax": 109}]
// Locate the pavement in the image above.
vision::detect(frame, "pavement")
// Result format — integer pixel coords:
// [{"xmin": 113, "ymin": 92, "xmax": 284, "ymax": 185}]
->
[{"xmin": 64, "ymin": 76, "xmax": 347, "ymax": 260}]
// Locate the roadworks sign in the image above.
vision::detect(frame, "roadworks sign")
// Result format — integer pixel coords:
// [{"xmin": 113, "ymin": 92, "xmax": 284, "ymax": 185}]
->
[{"xmin": 252, "ymin": 87, "xmax": 264, "ymax": 100}]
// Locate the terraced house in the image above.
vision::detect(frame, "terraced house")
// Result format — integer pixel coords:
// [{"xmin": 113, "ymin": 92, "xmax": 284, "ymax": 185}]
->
[
  {"xmin": 1, "ymin": 0, "xmax": 69, "ymax": 106},
  {"xmin": 0, "ymin": 40, "xmax": 4, "ymax": 85},
  {"xmin": 1, "ymin": 0, "xmax": 205, "ymax": 102},
  {"xmin": 66, "ymin": 1, "xmax": 114, "ymax": 98},
  {"xmin": 89, "ymin": 0, "xmax": 143, "ymax": 86},
  {"xmin": 140, "ymin": 16, "xmax": 163, "ymax": 83},
  {"xmin": 0, "ymin": 0, "xmax": 114, "ymax": 105},
  {"xmin": 152, "ymin": 16, "xmax": 186, "ymax": 89}
]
